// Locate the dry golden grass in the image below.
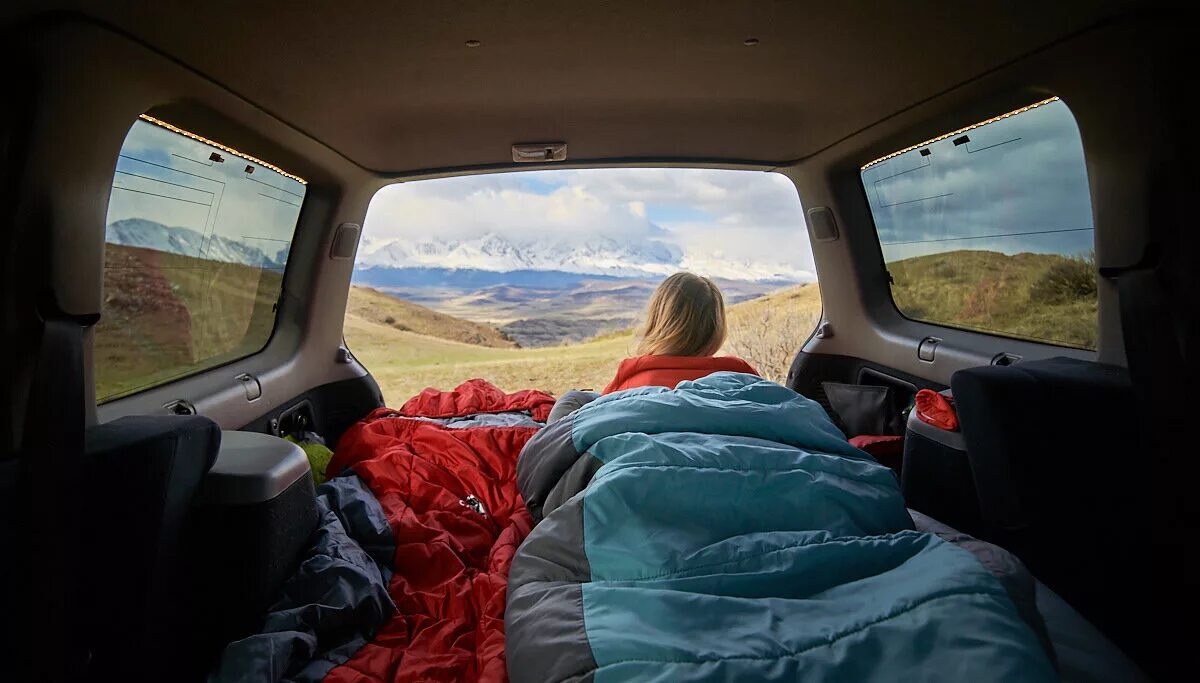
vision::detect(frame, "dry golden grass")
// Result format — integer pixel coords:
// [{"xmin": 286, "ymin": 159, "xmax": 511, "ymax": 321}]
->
[
  {"xmin": 722, "ymin": 284, "xmax": 822, "ymax": 383},
  {"xmin": 96, "ymin": 244, "xmax": 283, "ymax": 401},
  {"xmin": 344, "ymin": 312, "xmax": 637, "ymax": 405},
  {"xmin": 344, "ymin": 283, "xmax": 823, "ymax": 406}
]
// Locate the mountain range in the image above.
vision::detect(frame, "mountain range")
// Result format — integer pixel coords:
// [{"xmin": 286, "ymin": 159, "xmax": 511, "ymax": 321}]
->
[
  {"xmin": 106, "ymin": 218, "xmax": 288, "ymax": 269},
  {"xmin": 357, "ymin": 233, "xmax": 813, "ymax": 283},
  {"xmin": 107, "ymin": 218, "xmax": 814, "ymax": 285}
]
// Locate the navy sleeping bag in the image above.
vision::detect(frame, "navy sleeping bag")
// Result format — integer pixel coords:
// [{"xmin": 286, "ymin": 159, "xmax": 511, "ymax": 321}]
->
[{"xmin": 506, "ymin": 372, "xmax": 1056, "ymax": 682}]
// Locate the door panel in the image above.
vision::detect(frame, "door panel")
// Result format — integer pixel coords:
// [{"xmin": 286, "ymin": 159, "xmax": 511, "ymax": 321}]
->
[
  {"xmin": 786, "ymin": 350, "xmax": 943, "ymax": 421},
  {"xmin": 237, "ymin": 374, "xmax": 382, "ymax": 448}
]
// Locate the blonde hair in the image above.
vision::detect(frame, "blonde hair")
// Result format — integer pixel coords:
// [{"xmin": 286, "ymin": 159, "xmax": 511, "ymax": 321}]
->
[{"xmin": 637, "ymin": 272, "xmax": 727, "ymax": 356}]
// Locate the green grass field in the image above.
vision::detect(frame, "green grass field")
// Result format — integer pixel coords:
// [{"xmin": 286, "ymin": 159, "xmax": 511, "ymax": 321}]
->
[
  {"xmin": 888, "ymin": 250, "xmax": 1097, "ymax": 348},
  {"xmin": 345, "ymin": 313, "xmax": 639, "ymax": 404},
  {"xmin": 96, "ymin": 243, "xmax": 282, "ymax": 400}
]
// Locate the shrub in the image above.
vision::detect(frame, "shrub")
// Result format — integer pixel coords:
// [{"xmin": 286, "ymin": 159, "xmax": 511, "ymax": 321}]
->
[
  {"xmin": 930, "ymin": 259, "xmax": 959, "ymax": 280},
  {"xmin": 724, "ymin": 306, "xmax": 821, "ymax": 384},
  {"xmin": 1029, "ymin": 252, "xmax": 1097, "ymax": 304}
]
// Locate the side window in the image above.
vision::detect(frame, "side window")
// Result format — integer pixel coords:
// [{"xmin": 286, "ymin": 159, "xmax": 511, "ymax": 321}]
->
[
  {"xmin": 95, "ymin": 115, "xmax": 307, "ymax": 402},
  {"xmin": 860, "ymin": 97, "xmax": 1097, "ymax": 349}
]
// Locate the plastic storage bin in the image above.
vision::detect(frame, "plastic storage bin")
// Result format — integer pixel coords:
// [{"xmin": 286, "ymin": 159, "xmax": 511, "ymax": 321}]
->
[
  {"xmin": 900, "ymin": 393, "xmax": 982, "ymax": 536},
  {"xmin": 191, "ymin": 431, "xmax": 318, "ymax": 661}
]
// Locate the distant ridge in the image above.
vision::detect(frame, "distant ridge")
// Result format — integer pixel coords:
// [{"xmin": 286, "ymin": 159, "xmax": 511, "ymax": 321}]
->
[
  {"xmin": 106, "ymin": 218, "xmax": 285, "ymax": 269},
  {"xmin": 352, "ymin": 266, "xmax": 626, "ymax": 290},
  {"xmin": 356, "ymin": 232, "xmax": 815, "ymax": 283},
  {"xmin": 352, "ymin": 266, "xmax": 801, "ymax": 292},
  {"xmin": 346, "ymin": 286, "xmax": 517, "ymax": 348}
]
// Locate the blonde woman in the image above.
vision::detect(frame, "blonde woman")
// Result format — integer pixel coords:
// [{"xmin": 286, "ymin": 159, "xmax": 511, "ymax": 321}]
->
[{"xmin": 548, "ymin": 272, "xmax": 758, "ymax": 421}]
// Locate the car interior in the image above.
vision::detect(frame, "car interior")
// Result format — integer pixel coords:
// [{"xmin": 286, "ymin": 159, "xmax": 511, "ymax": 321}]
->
[{"xmin": 1, "ymin": 2, "xmax": 1194, "ymax": 682}]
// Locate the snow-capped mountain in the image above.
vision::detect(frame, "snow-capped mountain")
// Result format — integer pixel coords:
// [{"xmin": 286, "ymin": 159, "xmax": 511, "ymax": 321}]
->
[
  {"xmin": 678, "ymin": 253, "xmax": 816, "ymax": 283},
  {"xmin": 106, "ymin": 218, "xmax": 285, "ymax": 269},
  {"xmin": 357, "ymin": 233, "xmax": 680, "ymax": 278},
  {"xmin": 356, "ymin": 233, "xmax": 812, "ymax": 282},
  {"xmin": 105, "ymin": 219, "xmax": 812, "ymax": 283}
]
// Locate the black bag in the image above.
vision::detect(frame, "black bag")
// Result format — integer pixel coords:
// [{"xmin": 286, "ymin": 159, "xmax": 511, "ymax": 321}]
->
[{"xmin": 821, "ymin": 382, "xmax": 906, "ymax": 437}]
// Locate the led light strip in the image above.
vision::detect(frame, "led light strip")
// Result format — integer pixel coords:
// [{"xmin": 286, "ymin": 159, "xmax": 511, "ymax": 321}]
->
[
  {"xmin": 138, "ymin": 113, "xmax": 308, "ymax": 185},
  {"xmin": 860, "ymin": 96, "xmax": 1061, "ymax": 171}
]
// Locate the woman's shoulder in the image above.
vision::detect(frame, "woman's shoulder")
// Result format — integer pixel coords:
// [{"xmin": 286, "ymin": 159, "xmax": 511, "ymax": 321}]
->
[
  {"xmin": 603, "ymin": 356, "xmax": 644, "ymax": 393},
  {"xmin": 617, "ymin": 354, "xmax": 755, "ymax": 370}
]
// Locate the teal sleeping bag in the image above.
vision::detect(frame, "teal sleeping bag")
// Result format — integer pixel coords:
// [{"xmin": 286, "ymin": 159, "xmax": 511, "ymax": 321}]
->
[{"xmin": 506, "ymin": 372, "xmax": 1056, "ymax": 682}]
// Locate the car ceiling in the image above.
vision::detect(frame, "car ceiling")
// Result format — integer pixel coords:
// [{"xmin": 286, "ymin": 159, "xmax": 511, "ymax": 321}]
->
[{"xmin": 3, "ymin": 1, "xmax": 1148, "ymax": 173}]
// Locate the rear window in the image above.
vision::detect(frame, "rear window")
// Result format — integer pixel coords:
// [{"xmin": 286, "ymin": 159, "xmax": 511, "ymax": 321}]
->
[
  {"xmin": 345, "ymin": 169, "xmax": 817, "ymax": 405},
  {"xmin": 95, "ymin": 115, "xmax": 306, "ymax": 402},
  {"xmin": 861, "ymin": 97, "xmax": 1097, "ymax": 349}
]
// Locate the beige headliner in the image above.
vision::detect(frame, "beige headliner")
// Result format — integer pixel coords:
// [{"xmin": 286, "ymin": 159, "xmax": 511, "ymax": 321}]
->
[{"xmin": 5, "ymin": 1, "xmax": 1140, "ymax": 173}]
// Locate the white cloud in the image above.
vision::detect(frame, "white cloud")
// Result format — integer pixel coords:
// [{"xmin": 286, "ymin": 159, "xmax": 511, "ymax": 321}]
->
[{"xmin": 363, "ymin": 168, "xmax": 814, "ymax": 278}]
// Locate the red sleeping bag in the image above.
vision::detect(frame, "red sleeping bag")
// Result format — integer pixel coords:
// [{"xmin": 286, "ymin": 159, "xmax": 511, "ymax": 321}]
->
[{"xmin": 324, "ymin": 379, "xmax": 554, "ymax": 682}]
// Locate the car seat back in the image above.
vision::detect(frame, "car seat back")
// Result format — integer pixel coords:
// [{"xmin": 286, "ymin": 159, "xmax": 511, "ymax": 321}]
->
[
  {"xmin": 950, "ymin": 357, "xmax": 1150, "ymax": 668},
  {"xmin": 81, "ymin": 415, "xmax": 220, "ymax": 682}
]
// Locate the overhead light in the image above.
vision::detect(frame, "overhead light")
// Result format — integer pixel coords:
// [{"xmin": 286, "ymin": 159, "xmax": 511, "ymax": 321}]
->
[
  {"xmin": 465, "ymin": 39, "xmax": 481, "ymax": 48},
  {"xmin": 512, "ymin": 142, "xmax": 567, "ymax": 163},
  {"xmin": 744, "ymin": 37, "xmax": 760, "ymax": 46}
]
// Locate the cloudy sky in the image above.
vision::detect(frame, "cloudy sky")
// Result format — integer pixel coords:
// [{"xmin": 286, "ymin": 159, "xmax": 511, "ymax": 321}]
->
[
  {"xmin": 106, "ymin": 119, "xmax": 306, "ymax": 257},
  {"xmin": 862, "ymin": 99, "xmax": 1094, "ymax": 263},
  {"xmin": 363, "ymin": 167, "xmax": 817, "ymax": 279}
]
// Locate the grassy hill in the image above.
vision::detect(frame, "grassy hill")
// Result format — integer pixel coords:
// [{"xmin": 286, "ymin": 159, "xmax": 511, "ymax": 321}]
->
[
  {"xmin": 887, "ymin": 250, "xmax": 1096, "ymax": 349},
  {"xmin": 347, "ymin": 285, "xmax": 516, "ymax": 348}
]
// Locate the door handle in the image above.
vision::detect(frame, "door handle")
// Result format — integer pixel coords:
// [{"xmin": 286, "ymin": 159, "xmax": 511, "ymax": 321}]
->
[{"xmin": 234, "ymin": 373, "xmax": 262, "ymax": 401}]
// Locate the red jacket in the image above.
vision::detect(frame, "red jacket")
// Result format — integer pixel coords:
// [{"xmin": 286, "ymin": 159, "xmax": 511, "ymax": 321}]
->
[{"xmin": 602, "ymin": 355, "xmax": 759, "ymax": 394}]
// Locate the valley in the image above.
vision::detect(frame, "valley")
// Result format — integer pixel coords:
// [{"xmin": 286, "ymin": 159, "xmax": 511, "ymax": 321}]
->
[{"xmin": 353, "ymin": 267, "xmax": 790, "ymax": 346}]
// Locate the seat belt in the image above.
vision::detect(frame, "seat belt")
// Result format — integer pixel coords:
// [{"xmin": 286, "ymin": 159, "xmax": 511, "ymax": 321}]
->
[
  {"xmin": 21, "ymin": 301, "xmax": 98, "ymax": 682},
  {"xmin": 1109, "ymin": 261, "xmax": 1193, "ymax": 677},
  {"xmin": 1113, "ymin": 267, "xmax": 1189, "ymax": 513}
]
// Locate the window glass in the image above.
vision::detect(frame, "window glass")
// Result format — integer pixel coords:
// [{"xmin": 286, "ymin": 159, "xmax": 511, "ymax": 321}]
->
[
  {"xmin": 344, "ymin": 169, "xmax": 817, "ymax": 405},
  {"xmin": 96, "ymin": 116, "xmax": 306, "ymax": 401},
  {"xmin": 861, "ymin": 97, "xmax": 1096, "ymax": 349}
]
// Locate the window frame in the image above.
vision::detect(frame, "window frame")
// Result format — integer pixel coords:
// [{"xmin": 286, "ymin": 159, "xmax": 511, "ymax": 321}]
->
[
  {"xmin": 856, "ymin": 96, "xmax": 1098, "ymax": 351},
  {"xmin": 95, "ymin": 115, "xmax": 308, "ymax": 404}
]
